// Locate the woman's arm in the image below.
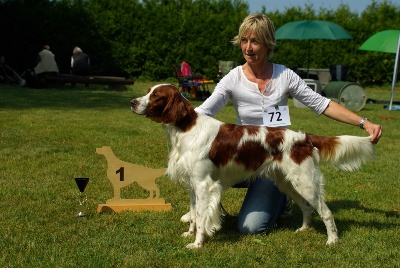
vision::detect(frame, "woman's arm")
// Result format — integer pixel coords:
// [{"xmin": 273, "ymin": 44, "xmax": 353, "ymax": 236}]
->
[
  {"xmin": 194, "ymin": 69, "xmax": 237, "ymax": 116},
  {"xmin": 322, "ymin": 101, "xmax": 382, "ymax": 144}
]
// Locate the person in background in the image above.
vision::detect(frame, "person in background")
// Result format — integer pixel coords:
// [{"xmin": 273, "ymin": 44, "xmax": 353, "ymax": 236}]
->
[
  {"xmin": 34, "ymin": 45, "xmax": 59, "ymax": 79},
  {"xmin": 181, "ymin": 14, "xmax": 382, "ymax": 235},
  {"xmin": 22, "ymin": 45, "xmax": 59, "ymax": 88},
  {"xmin": 0, "ymin": 55, "xmax": 26, "ymax": 86},
  {"xmin": 70, "ymin": 46, "xmax": 90, "ymax": 87},
  {"xmin": 71, "ymin": 46, "xmax": 90, "ymax": 76}
]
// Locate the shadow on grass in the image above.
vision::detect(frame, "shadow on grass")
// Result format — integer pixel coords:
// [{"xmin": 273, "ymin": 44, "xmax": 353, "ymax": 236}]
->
[
  {"xmin": 211, "ymin": 198, "xmax": 399, "ymax": 244},
  {"xmin": 329, "ymin": 199, "xmax": 399, "ymax": 230},
  {"xmin": 0, "ymin": 85, "xmax": 141, "ymax": 110}
]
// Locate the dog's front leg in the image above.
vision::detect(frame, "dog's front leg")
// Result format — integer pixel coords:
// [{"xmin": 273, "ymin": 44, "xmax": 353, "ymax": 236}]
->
[
  {"xmin": 186, "ymin": 180, "xmax": 209, "ymax": 249},
  {"xmin": 182, "ymin": 188, "xmax": 196, "ymax": 237}
]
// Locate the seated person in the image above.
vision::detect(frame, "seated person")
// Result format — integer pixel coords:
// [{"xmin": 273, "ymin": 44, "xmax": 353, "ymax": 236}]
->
[
  {"xmin": 71, "ymin": 46, "xmax": 90, "ymax": 75},
  {"xmin": 34, "ymin": 45, "xmax": 59, "ymax": 79},
  {"xmin": 23, "ymin": 45, "xmax": 59, "ymax": 88}
]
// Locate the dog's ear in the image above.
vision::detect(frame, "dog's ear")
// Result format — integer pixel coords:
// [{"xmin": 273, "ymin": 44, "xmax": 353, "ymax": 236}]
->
[{"xmin": 161, "ymin": 85, "xmax": 192, "ymax": 124}]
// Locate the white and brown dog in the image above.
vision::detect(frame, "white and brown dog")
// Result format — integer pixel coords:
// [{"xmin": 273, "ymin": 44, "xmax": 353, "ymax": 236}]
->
[{"xmin": 131, "ymin": 84, "xmax": 375, "ymax": 249}]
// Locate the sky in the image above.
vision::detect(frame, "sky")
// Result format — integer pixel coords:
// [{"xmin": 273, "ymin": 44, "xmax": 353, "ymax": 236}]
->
[{"xmin": 247, "ymin": 0, "xmax": 385, "ymax": 14}]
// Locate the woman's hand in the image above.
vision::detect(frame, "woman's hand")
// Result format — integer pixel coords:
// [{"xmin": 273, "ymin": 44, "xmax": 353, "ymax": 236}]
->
[{"xmin": 364, "ymin": 120, "xmax": 382, "ymax": 144}]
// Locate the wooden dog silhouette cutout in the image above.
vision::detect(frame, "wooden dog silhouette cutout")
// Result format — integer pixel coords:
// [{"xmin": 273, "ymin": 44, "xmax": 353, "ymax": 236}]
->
[{"xmin": 96, "ymin": 146, "xmax": 172, "ymax": 213}]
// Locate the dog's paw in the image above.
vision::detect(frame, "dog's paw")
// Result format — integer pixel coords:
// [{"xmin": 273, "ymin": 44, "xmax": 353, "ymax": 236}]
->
[
  {"xmin": 295, "ymin": 226, "xmax": 309, "ymax": 232},
  {"xmin": 326, "ymin": 236, "xmax": 339, "ymax": 245},
  {"xmin": 181, "ymin": 231, "xmax": 194, "ymax": 237},
  {"xmin": 186, "ymin": 242, "xmax": 202, "ymax": 249},
  {"xmin": 180, "ymin": 212, "xmax": 191, "ymax": 223}
]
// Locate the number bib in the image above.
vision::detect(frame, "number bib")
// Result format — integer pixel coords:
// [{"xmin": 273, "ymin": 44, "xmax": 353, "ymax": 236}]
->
[{"xmin": 262, "ymin": 105, "xmax": 291, "ymax": 127}]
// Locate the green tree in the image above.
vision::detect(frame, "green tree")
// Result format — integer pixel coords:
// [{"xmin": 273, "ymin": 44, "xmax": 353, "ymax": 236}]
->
[{"xmin": 0, "ymin": 0, "xmax": 398, "ymax": 84}]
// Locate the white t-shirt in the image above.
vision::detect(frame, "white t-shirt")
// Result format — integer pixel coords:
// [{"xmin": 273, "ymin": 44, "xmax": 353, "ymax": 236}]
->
[{"xmin": 195, "ymin": 64, "xmax": 331, "ymax": 126}]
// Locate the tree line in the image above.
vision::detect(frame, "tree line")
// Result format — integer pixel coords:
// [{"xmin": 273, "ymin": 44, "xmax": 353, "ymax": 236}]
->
[{"xmin": 0, "ymin": 0, "xmax": 399, "ymax": 85}]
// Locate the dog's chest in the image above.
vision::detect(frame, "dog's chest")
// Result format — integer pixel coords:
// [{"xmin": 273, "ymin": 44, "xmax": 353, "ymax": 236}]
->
[{"xmin": 166, "ymin": 127, "xmax": 215, "ymax": 181}]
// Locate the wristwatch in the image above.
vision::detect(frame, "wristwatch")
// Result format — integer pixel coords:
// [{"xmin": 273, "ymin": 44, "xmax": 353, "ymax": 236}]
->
[{"xmin": 358, "ymin": 118, "xmax": 369, "ymax": 129}]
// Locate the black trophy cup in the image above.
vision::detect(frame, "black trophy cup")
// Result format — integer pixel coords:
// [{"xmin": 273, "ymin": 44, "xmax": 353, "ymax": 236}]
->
[{"xmin": 75, "ymin": 177, "xmax": 89, "ymax": 217}]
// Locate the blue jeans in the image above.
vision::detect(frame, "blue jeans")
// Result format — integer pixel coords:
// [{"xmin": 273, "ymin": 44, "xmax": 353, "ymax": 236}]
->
[{"xmin": 238, "ymin": 178, "xmax": 287, "ymax": 234}]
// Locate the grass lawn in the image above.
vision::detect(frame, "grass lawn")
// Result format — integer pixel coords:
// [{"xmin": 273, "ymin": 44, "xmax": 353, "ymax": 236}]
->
[{"xmin": 0, "ymin": 82, "xmax": 399, "ymax": 267}]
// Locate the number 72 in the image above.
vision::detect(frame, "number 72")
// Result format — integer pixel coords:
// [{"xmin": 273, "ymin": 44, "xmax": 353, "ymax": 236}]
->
[{"xmin": 267, "ymin": 111, "xmax": 282, "ymax": 122}]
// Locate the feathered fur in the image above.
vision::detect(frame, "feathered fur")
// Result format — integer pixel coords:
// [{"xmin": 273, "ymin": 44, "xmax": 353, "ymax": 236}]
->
[{"xmin": 130, "ymin": 84, "xmax": 375, "ymax": 249}]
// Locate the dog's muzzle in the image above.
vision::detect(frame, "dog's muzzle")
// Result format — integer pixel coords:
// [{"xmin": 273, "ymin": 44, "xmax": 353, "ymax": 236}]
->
[
  {"xmin": 130, "ymin": 99, "xmax": 139, "ymax": 114},
  {"xmin": 130, "ymin": 98, "xmax": 147, "ymax": 115},
  {"xmin": 130, "ymin": 99, "xmax": 139, "ymax": 108}
]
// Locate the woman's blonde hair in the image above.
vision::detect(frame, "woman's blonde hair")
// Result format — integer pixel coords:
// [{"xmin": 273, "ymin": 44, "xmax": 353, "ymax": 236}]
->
[{"xmin": 231, "ymin": 14, "xmax": 276, "ymax": 58}]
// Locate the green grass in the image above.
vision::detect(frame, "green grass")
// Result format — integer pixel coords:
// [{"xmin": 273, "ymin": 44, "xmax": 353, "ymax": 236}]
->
[{"xmin": 1, "ymin": 82, "xmax": 399, "ymax": 267}]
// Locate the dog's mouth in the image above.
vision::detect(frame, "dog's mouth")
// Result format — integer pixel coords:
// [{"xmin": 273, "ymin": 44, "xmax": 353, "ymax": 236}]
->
[
  {"xmin": 131, "ymin": 106, "xmax": 156, "ymax": 121},
  {"xmin": 131, "ymin": 106, "xmax": 141, "ymax": 114},
  {"xmin": 130, "ymin": 100, "xmax": 162, "ymax": 123},
  {"xmin": 130, "ymin": 104, "xmax": 147, "ymax": 115}
]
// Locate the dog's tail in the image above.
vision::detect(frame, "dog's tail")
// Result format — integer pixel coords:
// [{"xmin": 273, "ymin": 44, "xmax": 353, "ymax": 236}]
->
[{"xmin": 306, "ymin": 134, "xmax": 375, "ymax": 171}]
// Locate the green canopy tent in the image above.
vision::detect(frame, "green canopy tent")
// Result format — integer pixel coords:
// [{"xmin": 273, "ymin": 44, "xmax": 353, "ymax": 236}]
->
[
  {"xmin": 359, "ymin": 30, "xmax": 400, "ymax": 110},
  {"xmin": 276, "ymin": 20, "xmax": 352, "ymax": 76}
]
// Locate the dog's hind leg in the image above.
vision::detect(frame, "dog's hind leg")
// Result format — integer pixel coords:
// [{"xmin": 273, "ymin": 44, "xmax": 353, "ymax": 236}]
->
[
  {"xmin": 315, "ymin": 199, "xmax": 338, "ymax": 245},
  {"xmin": 274, "ymin": 176, "xmax": 314, "ymax": 231},
  {"xmin": 283, "ymin": 166, "xmax": 339, "ymax": 245},
  {"xmin": 297, "ymin": 194, "xmax": 339, "ymax": 246}
]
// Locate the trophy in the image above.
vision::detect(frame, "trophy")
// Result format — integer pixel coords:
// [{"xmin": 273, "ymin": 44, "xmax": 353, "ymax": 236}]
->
[
  {"xmin": 96, "ymin": 146, "xmax": 172, "ymax": 213},
  {"xmin": 75, "ymin": 177, "xmax": 89, "ymax": 217}
]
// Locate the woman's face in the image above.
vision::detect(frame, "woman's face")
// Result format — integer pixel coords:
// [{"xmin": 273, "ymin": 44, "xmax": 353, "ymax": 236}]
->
[{"xmin": 241, "ymin": 30, "xmax": 268, "ymax": 65}]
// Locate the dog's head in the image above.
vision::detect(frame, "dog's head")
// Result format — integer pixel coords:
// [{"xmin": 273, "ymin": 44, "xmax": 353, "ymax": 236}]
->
[{"xmin": 130, "ymin": 84, "xmax": 197, "ymax": 127}]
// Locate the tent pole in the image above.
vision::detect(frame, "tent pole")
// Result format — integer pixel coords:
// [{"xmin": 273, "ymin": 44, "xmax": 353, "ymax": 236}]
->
[
  {"xmin": 389, "ymin": 32, "xmax": 400, "ymax": 110},
  {"xmin": 307, "ymin": 40, "xmax": 311, "ymax": 78}
]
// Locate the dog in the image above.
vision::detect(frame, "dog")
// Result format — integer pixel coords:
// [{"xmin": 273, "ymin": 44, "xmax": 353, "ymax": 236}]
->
[
  {"xmin": 96, "ymin": 146, "xmax": 166, "ymax": 200},
  {"xmin": 130, "ymin": 84, "xmax": 375, "ymax": 249}
]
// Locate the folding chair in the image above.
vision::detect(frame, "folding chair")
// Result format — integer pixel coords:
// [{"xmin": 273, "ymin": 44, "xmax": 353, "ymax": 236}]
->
[
  {"xmin": 172, "ymin": 63, "xmax": 212, "ymax": 100},
  {"xmin": 172, "ymin": 64, "xmax": 200, "ymax": 98},
  {"xmin": 182, "ymin": 61, "xmax": 214, "ymax": 98}
]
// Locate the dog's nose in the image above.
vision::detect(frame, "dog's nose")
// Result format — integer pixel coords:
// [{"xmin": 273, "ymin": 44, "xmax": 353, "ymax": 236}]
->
[{"xmin": 130, "ymin": 99, "xmax": 139, "ymax": 107}]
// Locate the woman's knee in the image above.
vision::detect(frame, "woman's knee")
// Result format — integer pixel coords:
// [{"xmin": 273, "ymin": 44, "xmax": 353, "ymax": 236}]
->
[
  {"xmin": 238, "ymin": 211, "xmax": 274, "ymax": 234},
  {"xmin": 237, "ymin": 178, "xmax": 287, "ymax": 234}
]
